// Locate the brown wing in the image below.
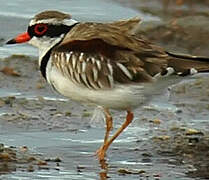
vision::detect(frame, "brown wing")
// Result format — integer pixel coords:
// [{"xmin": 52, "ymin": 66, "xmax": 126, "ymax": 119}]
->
[
  {"xmin": 51, "ymin": 51, "xmax": 116, "ymax": 89},
  {"xmin": 61, "ymin": 22, "xmax": 166, "ymax": 54},
  {"xmin": 108, "ymin": 17, "xmax": 141, "ymax": 35},
  {"xmin": 52, "ymin": 22, "xmax": 170, "ymax": 89}
]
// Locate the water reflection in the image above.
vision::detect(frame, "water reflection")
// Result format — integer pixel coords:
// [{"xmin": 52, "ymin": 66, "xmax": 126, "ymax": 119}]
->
[{"xmin": 99, "ymin": 159, "xmax": 108, "ymax": 180}]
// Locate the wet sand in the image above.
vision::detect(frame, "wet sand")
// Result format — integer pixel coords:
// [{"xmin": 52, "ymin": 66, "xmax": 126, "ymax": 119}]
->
[{"xmin": 1, "ymin": 0, "xmax": 209, "ymax": 179}]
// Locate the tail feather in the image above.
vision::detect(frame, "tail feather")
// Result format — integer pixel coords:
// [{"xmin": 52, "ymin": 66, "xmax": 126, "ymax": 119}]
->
[
  {"xmin": 166, "ymin": 51, "xmax": 209, "ymax": 62},
  {"xmin": 166, "ymin": 51, "xmax": 209, "ymax": 75}
]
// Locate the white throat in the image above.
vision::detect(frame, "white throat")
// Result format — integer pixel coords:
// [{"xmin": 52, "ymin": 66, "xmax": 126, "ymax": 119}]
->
[
  {"xmin": 28, "ymin": 18, "xmax": 78, "ymax": 66},
  {"xmin": 28, "ymin": 34, "xmax": 64, "ymax": 66}
]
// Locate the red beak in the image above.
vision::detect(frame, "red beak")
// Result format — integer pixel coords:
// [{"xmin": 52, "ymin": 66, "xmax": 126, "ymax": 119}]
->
[{"xmin": 6, "ymin": 32, "xmax": 31, "ymax": 44}]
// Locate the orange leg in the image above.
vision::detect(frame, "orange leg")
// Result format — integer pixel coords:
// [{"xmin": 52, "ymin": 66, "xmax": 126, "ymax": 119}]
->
[
  {"xmin": 96, "ymin": 110, "xmax": 134, "ymax": 161},
  {"xmin": 103, "ymin": 109, "xmax": 113, "ymax": 145}
]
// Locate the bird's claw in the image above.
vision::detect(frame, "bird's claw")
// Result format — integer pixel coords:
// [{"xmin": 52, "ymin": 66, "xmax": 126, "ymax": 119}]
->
[{"xmin": 96, "ymin": 146, "xmax": 106, "ymax": 161}]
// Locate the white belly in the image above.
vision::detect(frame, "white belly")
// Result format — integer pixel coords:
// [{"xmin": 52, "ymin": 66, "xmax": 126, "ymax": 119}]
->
[{"xmin": 46, "ymin": 62, "xmax": 147, "ymax": 110}]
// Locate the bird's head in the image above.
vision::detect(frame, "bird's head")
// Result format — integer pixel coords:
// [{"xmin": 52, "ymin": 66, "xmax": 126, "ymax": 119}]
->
[{"xmin": 7, "ymin": 10, "xmax": 78, "ymax": 53}]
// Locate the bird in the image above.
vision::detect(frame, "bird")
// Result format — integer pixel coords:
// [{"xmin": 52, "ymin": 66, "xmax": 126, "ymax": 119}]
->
[{"xmin": 6, "ymin": 10, "xmax": 209, "ymax": 161}]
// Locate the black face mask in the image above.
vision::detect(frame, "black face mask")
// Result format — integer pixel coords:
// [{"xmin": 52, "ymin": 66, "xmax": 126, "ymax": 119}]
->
[{"xmin": 27, "ymin": 23, "xmax": 78, "ymax": 38}]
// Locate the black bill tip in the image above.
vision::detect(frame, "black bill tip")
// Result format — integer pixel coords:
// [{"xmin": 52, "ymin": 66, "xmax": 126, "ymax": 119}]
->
[{"xmin": 6, "ymin": 39, "xmax": 16, "ymax": 44}]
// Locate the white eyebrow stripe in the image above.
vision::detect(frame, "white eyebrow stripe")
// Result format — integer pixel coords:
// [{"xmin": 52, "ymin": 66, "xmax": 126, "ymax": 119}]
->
[{"xmin": 29, "ymin": 18, "xmax": 78, "ymax": 26}]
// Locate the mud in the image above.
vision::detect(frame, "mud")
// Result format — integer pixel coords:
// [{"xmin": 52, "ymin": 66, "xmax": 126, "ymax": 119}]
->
[
  {"xmin": 0, "ymin": 143, "xmax": 61, "ymax": 175},
  {"xmin": 1, "ymin": 1, "xmax": 209, "ymax": 179}
]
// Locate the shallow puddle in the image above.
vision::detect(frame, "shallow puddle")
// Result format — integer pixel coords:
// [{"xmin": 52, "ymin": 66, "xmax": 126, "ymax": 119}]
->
[{"xmin": 1, "ymin": 0, "xmax": 209, "ymax": 179}]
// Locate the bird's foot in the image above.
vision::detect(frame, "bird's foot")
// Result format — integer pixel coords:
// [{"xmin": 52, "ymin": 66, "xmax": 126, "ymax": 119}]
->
[{"xmin": 96, "ymin": 146, "xmax": 106, "ymax": 161}]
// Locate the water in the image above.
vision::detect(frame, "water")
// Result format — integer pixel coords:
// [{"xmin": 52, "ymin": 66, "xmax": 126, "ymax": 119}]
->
[
  {"xmin": 0, "ymin": 1, "xmax": 161, "ymax": 180},
  {"xmin": 0, "ymin": 1, "xmax": 202, "ymax": 179},
  {"xmin": 0, "ymin": 0, "xmax": 159, "ymax": 58},
  {"xmin": 0, "ymin": 0, "xmax": 157, "ymax": 21}
]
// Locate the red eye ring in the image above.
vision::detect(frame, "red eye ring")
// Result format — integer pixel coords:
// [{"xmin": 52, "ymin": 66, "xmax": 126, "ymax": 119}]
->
[{"xmin": 34, "ymin": 24, "xmax": 48, "ymax": 35}]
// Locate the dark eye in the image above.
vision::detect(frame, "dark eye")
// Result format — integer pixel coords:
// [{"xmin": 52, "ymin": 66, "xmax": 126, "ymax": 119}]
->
[{"xmin": 34, "ymin": 24, "xmax": 48, "ymax": 36}]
